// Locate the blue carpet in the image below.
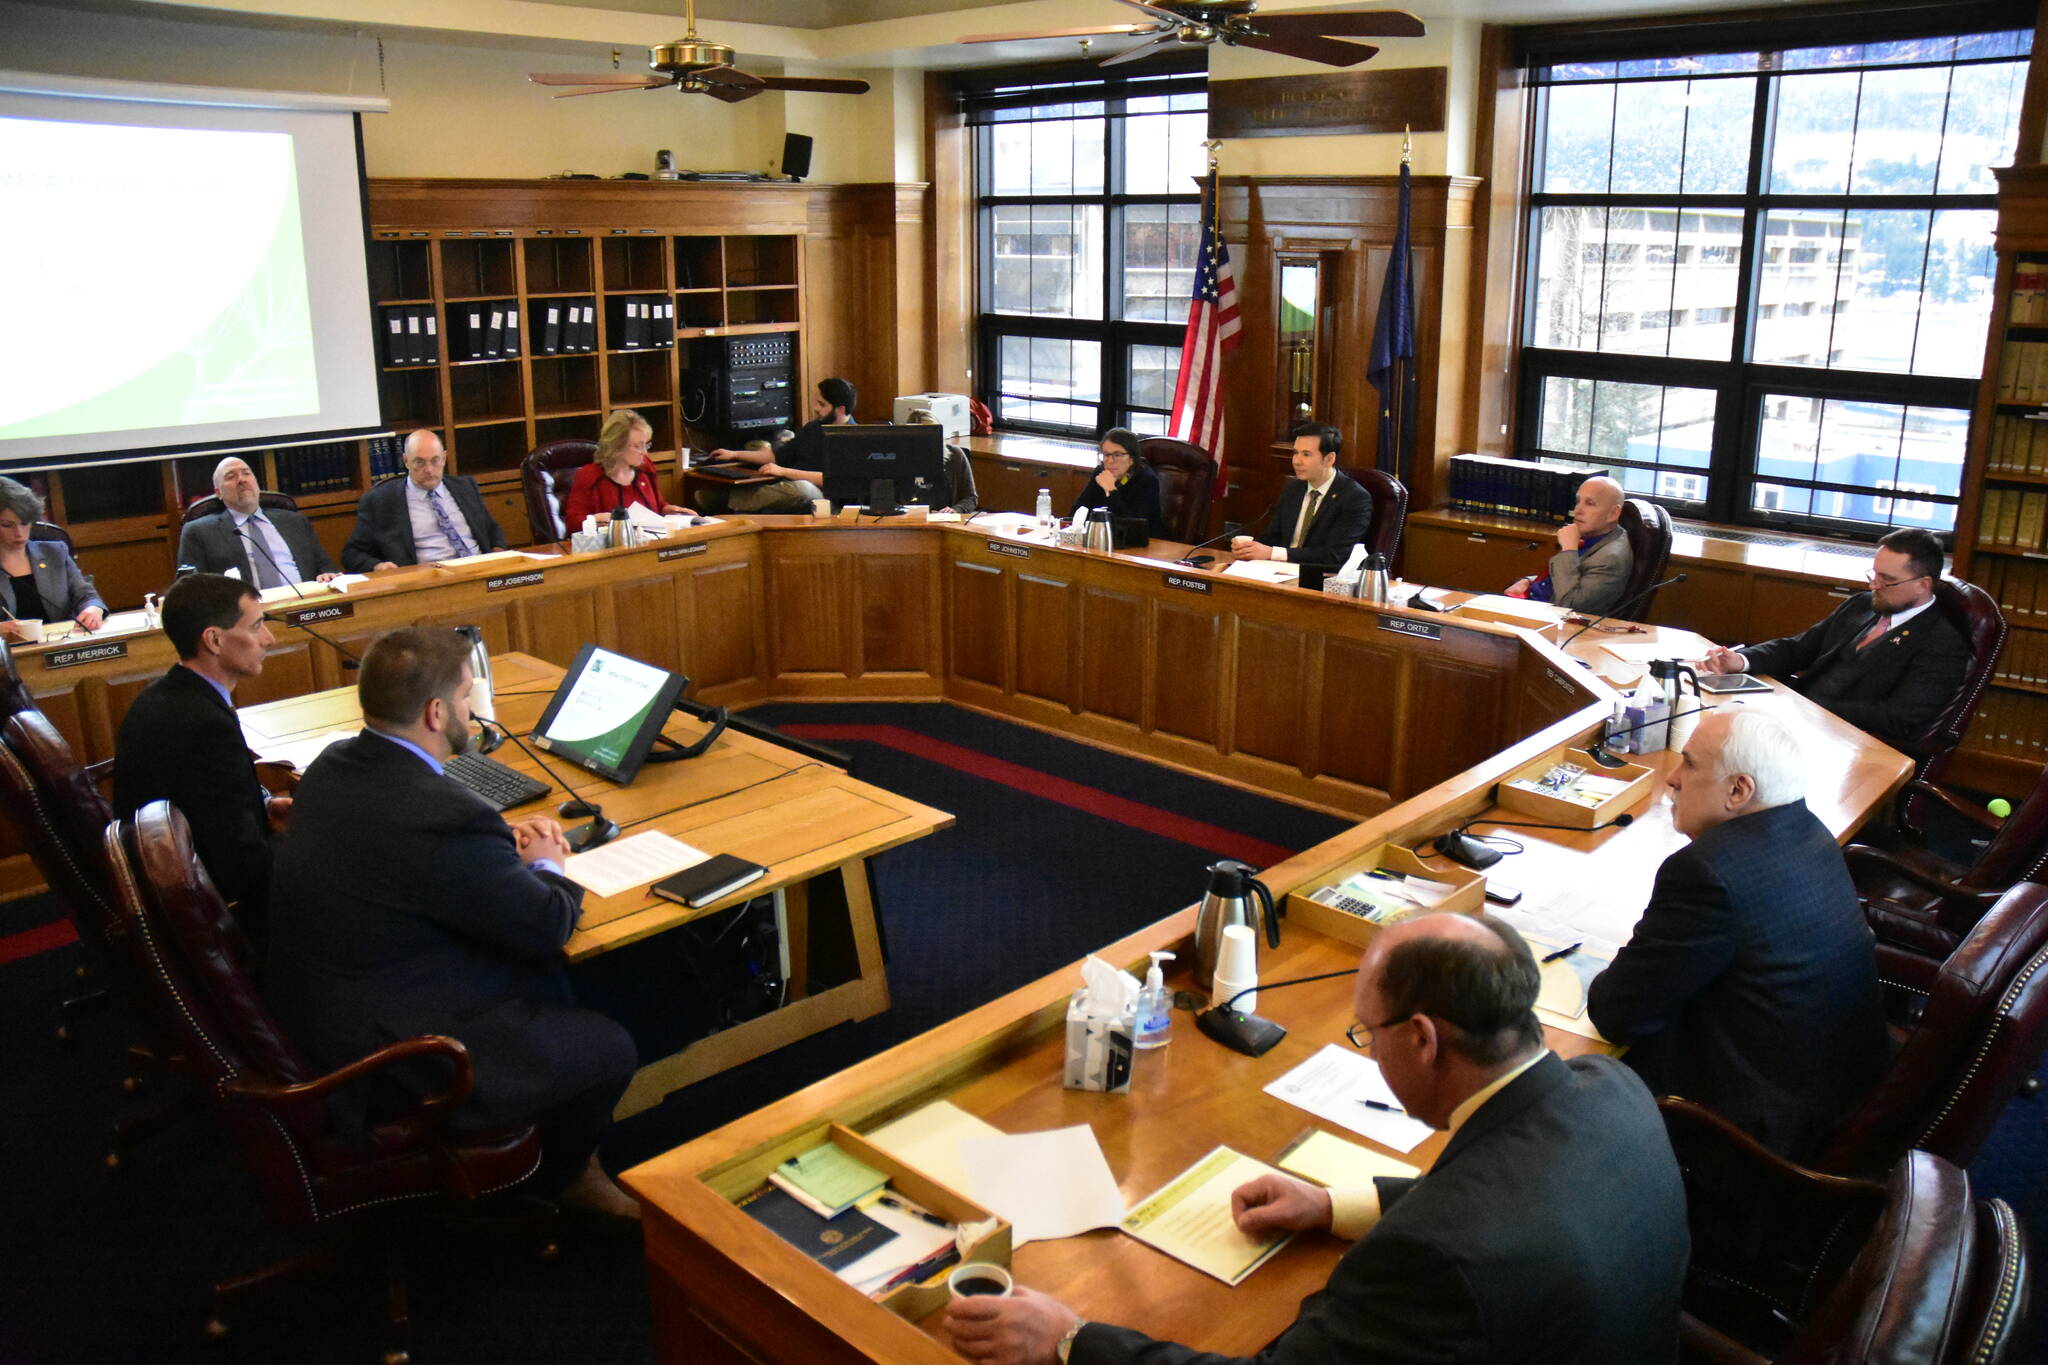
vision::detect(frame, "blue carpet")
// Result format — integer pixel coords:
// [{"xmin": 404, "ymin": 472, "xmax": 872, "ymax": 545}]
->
[{"xmin": 0, "ymin": 702, "xmax": 1351, "ymax": 1364}]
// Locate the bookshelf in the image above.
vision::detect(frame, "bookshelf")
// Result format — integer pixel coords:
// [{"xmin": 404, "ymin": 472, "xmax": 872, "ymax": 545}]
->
[{"xmin": 1954, "ymin": 164, "xmax": 2048, "ymax": 791}]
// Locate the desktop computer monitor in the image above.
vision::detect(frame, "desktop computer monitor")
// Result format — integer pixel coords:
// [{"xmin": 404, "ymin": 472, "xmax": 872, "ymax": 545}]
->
[
  {"xmin": 820, "ymin": 423, "xmax": 947, "ymax": 513},
  {"xmin": 530, "ymin": 644, "xmax": 687, "ymax": 785}
]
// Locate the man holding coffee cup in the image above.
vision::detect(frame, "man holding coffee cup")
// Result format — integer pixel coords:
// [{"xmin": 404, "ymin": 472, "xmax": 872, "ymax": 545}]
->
[{"xmin": 945, "ymin": 914, "xmax": 1689, "ymax": 1365}]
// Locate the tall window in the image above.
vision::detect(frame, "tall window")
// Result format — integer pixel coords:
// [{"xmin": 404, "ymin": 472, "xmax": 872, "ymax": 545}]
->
[
  {"xmin": 1517, "ymin": 18, "xmax": 2031, "ymax": 538},
  {"xmin": 964, "ymin": 61, "xmax": 1208, "ymax": 437}
]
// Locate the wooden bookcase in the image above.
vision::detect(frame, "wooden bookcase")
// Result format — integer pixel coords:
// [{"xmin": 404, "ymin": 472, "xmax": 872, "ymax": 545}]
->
[{"xmin": 1952, "ymin": 163, "xmax": 2048, "ymax": 792}]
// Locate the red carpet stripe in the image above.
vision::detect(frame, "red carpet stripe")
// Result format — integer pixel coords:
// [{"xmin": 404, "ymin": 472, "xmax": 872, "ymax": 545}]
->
[
  {"xmin": 780, "ymin": 723, "xmax": 1296, "ymax": 868},
  {"xmin": 0, "ymin": 916, "xmax": 76, "ymax": 964}
]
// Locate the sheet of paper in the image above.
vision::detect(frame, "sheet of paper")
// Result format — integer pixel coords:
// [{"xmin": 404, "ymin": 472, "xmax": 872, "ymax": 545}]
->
[
  {"xmin": 1222, "ymin": 559, "xmax": 1301, "ymax": 583},
  {"xmin": 959, "ymin": 1125, "xmax": 1124, "ymax": 1246},
  {"xmin": 865, "ymin": 1100, "xmax": 1005, "ymax": 1197},
  {"xmin": 325, "ymin": 573, "xmax": 372, "ymax": 593},
  {"xmin": 1120, "ymin": 1147, "xmax": 1294, "ymax": 1286},
  {"xmin": 257, "ymin": 728, "xmax": 355, "ymax": 771},
  {"xmin": 257, "ymin": 581, "xmax": 337, "ymax": 603},
  {"xmin": 43, "ymin": 609, "xmax": 153, "ymax": 641},
  {"xmin": 561, "ymin": 830, "xmax": 706, "ymax": 899},
  {"xmin": 1600, "ymin": 641, "xmax": 1693, "ymax": 663},
  {"xmin": 1264, "ymin": 1044, "xmax": 1434, "ymax": 1153},
  {"xmin": 1277, "ymin": 1129, "xmax": 1419, "ymax": 1190},
  {"xmin": 1455, "ymin": 593, "xmax": 1565, "ymax": 624},
  {"xmin": 1490, "ymin": 907, "xmax": 1621, "ymax": 1039},
  {"xmin": 434, "ymin": 549, "xmax": 528, "ymax": 569}
]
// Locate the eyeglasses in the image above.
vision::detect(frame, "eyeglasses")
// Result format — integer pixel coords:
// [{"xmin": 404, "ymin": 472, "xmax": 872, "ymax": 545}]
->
[
  {"xmin": 1345, "ymin": 1012, "xmax": 1415, "ymax": 1049},
  {"xmin": 1866, "ymin": 569, "xmax": 1929, "ymax": 589}
]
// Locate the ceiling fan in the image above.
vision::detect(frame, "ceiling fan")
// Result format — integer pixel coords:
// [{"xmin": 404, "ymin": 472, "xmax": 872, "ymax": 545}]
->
[
  {"xmin": 959, "ymin": 0, "xmax": 1424, "ymax": 69},
  {"xmin": 528, "ymin": 0, "xmax": 870, "ymax": 103}
]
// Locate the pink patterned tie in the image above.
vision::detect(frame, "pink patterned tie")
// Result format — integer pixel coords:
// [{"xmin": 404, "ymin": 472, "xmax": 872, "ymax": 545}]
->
[{"xmin": 1857, "ymin": 614, "xmax": 1892, "ymax": 649}]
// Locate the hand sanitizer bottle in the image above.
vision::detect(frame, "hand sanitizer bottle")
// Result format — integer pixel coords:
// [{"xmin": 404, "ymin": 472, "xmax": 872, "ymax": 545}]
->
[
  {"xmin": 1135, "ymin": 950, "xmax": 1175, "ymax": 1048},
  {"xmin": 1035, "ymin": 488, "xmax": 1054, "ymax": 531}
]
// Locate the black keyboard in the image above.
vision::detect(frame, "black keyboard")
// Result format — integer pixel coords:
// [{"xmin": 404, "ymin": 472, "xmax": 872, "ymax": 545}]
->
[{"xmin": 444, "ymin": 750, "xmax": 551, "ymax": 811}]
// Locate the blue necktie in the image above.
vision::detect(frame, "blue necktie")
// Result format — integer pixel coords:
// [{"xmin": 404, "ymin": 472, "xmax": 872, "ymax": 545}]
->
[
  {"xmin": 244, "ymin": 516, "xmax": 287, "ymax": 589},
  {"xmin": 430, "ymin": 489, "xmax": 475, "ymax": 558}
]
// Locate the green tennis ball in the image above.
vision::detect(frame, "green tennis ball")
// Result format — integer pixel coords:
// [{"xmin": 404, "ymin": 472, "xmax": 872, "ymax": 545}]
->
[{"xmin": 1988, "ymin": 798, "xmax": 2013, "ymax": 819}]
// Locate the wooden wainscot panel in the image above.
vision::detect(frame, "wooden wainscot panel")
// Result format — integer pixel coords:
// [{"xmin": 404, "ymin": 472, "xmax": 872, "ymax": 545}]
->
[
  {"xmin": 512, "ymin": 585, "xmax": 600, "ymax": 670},
  {"xmin": 857, "ymin": 549, "xmax": 940, "ymax": 678},
  {"xmin": 417, "ymin": 600, "xmax": 516, "ymax": 657},
  {"xmin": 237, "ymin": 640, "xmax": 319, "ymax": 710},
  {"xmin": 1317, "ymin": 634, "xmax": 1401, "ymax": 796},
  {"xmin": 1513, "ymin": 652, "xmax": 1592, "ymax": 740},
  {"xmin": 1080, "ymin": 586, "xmax": 1146, "ymax": 727},
  {"xmin": 1405, "ymin": 655, "xmax": 1509, "ymax": 795},
  {"xmin": 1233, "ymin": 618, "xmax": 1315, "ymax": 771},
  {"xmin": 947, "ymin": 559, "xmax": 1009, "ymax": 693},
  {"xmin": 610, "ymin": 570, "xmax": 686, "ymax": 674},
  {"xmin": 1148, "ymin": 600, "xmax": 1224, "ymax": 746},
  {"xmin": 1747, "ymin": 571, "xmax": 1850, "ymax": 643},
  {"xmin": 683, "ymin": 559, "xmax": 765, "ymax": 696},
  {"xmin": 1013, "ymin": 570, "xmax": 1080, "ymax": 710},
  {"xmin": 766, "ymin": 550, "xmax": 850, "ymax": 679},
  {"xmin": 1653, "ymin": 562, "xmax": 1752, "ymax": 643}
]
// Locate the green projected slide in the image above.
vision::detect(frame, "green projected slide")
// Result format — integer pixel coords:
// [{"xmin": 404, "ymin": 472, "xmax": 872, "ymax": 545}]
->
[{"xmin": 0, "ymin": 116, "xmax": 318, "ymax": 441}]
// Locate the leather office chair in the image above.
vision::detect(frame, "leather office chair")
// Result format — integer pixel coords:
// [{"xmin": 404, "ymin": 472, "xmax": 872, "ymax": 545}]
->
[
  {"xmin": 1846, "ymin": 761, "xmax": 2048, "ymax": 986},
  {"xmin": 0, "ymin": 637, "xmax": 38, "ymax": 723},
  {"xmin": 1812, "ymin": 879, "xmax": 2048, "ymax": 1177},
  {"xmin": 1894, "ymin": 578, "xmax": 2006, "ymax": 798},
  {"xmin": 1616, "ymin": 498, "xmax": 1676, "ymax": 618},
  {"xmin": 1661, "ymin": 1097, "xmax": 2030, "ymax": 1365},
  {"xmin": 520, "ymin": 438, "xmax": 598, "ymax": 544},
  {"xmin": 102, "ymin": 801, "xmax": 546, "ymax": 1360},
  {"xmin": 1137, "ymin": 437, "xmax": 1216, "ymax": 543},
  {"xmin": 1337, "ymin": 466, "xmax": 1410, "ymax": 565},
  {"xmin": 29, "ymin": 520, "xmax": 71, "ymax": 550},
  {"xmin": 181, "ymin": 490, "xmax": 303, "ymax": 523}
]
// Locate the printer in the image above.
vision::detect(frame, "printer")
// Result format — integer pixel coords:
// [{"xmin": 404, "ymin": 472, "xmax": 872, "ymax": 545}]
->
[{"xmin": 892, "ymin": 392, "xmax": 972, "ymax": 441}]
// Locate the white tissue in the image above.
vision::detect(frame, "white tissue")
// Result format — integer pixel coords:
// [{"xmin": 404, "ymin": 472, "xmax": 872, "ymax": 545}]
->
[
  {"xmin": 1076, "ymin": 954, "xmax": 1140, "ymax": 1019},
  {"xmin": 1339, "ymin": 542, "xmax": 1368, "ymax": 576},
  {"xmin": 581, "ymin": 514, "xmax": 601, "ymax": 537}
]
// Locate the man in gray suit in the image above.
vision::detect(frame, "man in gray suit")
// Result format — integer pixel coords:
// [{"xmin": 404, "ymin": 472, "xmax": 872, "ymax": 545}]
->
[
  {"xmin": 1509, "ymin": 475, "xmax": 1634, "ymax": 615},
  {"xmin": 176, "ymin": 456, "xmax": 340, "ymax": 589},
  {"xmin": 948, "ymin": 913, "xmax": 1688, "ymax": 1365},
  {"xmin": 342, "ymin": 430, "xmax": 509, "ymax": 571}
]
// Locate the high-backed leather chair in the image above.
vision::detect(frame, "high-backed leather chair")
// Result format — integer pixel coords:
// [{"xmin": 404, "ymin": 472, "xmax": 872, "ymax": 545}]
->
[
  {"xmin": 1896, "ymin": 578, "xmax": 2006, "ymax": 794},
  {"xmin": 1137, "ymin": 436, "xmax": 1216, "ymax": 543},
  {"xmin": 1337, "ymin": 466, "xmax": 1410, "ymax": 565},
  {"xmin": 29, "ymin": 520, "xmax": 71, "ymax": 550},
  {"xmin": 1813, "ymin": 880, "xmax": 2048, "ymax": 1177},
  {"xmin": 1617, "ymin": 498, "xmax": 1675, "ymax": 618},
  {"xmin": 180, "ymin": 490, "xmax": 302, "ymax": 524},
  {"xmin": 521, "ymin": 438, "xmax": 598, "ymax": 544},
  {"xmin": 1661, "ymin": 1097, "xmax": 2030, "ymax": 1365},
  {"xmin": 1847, "ymin": 762, "xmax": 2048, "ymax": 986},
  {"xmin": 102, "ymin": 801, "xmax": 545, "ymax": 1357},
  {"xmin": 0, "ymin": 637, "xmax": 38, "ymax": 723}
]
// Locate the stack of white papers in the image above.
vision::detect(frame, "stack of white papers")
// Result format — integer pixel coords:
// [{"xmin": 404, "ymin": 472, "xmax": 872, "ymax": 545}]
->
[
  {"xmin": 959, "ymin": 1125, "xmax": 1125, "ymax": 1245},
  {"xmin": 1222, "ymin": 559, "xmax": 1301, "ymax": 583},
  {"xmin": 257, "ymin": 728, "xmax": 355, "ymax": 771},
  {"xmin": 865, "ymin": 1100, "xmax": 1005, "ymax": 1196},
  {"xmin": 1264, "ymin": 1045, "xmax": 1434, "ymax": 1153},
  {"xmin": 561, "ymin": 831, "xmax": 708, "ymax": 899}
]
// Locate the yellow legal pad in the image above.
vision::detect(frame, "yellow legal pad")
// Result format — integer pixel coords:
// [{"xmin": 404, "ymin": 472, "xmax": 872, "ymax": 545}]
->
[{"xmin": 1120, "ymin": 1146, "xmax": 1294, "ymax": 1286}]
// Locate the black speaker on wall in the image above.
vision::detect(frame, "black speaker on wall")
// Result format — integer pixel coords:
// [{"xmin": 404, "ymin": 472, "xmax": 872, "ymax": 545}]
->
[{"xmin": 782, "ymin": 132, "xmax": 814, "ymax": 183}]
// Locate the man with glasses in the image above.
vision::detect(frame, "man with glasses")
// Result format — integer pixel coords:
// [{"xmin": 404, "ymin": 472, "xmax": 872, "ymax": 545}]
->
[
  {"xmin": 945, "ymin": 913, "xmax": 1688, "ymax": 1365},
  {"xmin": 1697, "ymin": 526, "xmax": 1968, "ymax": 747}
]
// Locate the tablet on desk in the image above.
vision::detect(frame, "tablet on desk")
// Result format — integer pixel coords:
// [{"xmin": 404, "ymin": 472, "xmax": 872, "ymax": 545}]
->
[{"xmin": 1698, "ymin": 672, "xmax": 1773, "ymax": 694}]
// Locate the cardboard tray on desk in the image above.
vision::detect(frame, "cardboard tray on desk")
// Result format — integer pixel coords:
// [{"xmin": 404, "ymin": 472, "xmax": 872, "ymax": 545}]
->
[
  {"xmin": 708, "ymin": 1120, "xmax": 1011, "ymax": 1324},
  {"xmin": 1495, "ymin": 746, "xmax": 1655, "ymax": 829},
  {"xmin": 1285, "ymin": 842, "xmax": 1486, "ymax": 946},
  {"xmin": 1450, "ymin": 594, "xmax": 1567, "ymax": 630}
]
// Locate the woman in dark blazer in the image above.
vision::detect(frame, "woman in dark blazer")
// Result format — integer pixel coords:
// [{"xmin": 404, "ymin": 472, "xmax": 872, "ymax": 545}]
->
[
  {"xmin": 560, "ymin": 408, "xmax": 684, "ymax": 532},
  {"xmin": 1070, "ymin": 428, "xmax": 1166, "ymax": 538},
  {"xmin": 0, "ymin": 477, "xmax": 103, "ymax": 640}
]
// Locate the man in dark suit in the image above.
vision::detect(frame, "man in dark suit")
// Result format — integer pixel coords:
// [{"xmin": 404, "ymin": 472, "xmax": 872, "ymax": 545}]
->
[
  {"xmin": 266, "ymin": 627, "xmax": 639, "ymax": 1218},
  {"xmin": 1698, "ymin": 526, "xmax": 1968, "ymax": 747},
  {"xmin": 1589, "ymin": 707, "xmax": 1887, "ymax": 1161},
  {"xmin": 176, "ymin": 456, "xmax": 340, "ymax": 588},
  {"xmin": 948, "ymin": 914, "xmax": 1689, "ymax": 1365},
  {"xmin": 113, "ymin": 574, "xmax": 285, "ymax": 946},
  {"xmin": 341, "ymin": 430, "xmax": 508, "ymax": 571},
  {"xmin": 1229, "ymin": 422, "xmax": 1375, "ymax": 575}
]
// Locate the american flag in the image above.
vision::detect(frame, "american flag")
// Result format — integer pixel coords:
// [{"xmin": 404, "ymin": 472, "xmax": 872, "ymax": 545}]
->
[{"xmin": 1167, "ymin": 171, "xmax": 1241, "ymax": 491}]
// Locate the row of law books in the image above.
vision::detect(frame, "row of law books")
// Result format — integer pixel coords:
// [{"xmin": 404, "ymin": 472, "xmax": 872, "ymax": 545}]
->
[
  {"xmin": 1983, "ymin": 415, "xmax": 2048, "ymax": 477},
  {"xmin": 273, "ymin": 442, "xmax": 359, "ymax": 495},
  {"xmin": 1448, "ymin": 455, "xmax": 1611, "ymax": 523},
  {"xmin": 1975, "ymin": 487, "xmax": 2048, "ymax": 553},
  {"xmin": 1995, "ymin": 340, "xmax": 2048, "ymax": 405},
  {"xmin": 1971, "ymin": 555, "xmax": 2048, "ymax": 627},
  {"xmin": 1964, "ymin": 687, "xmax": 2048, "ymax": 763},
  {"xmin": 2010, "ymin": 259, "xmax": 2048, "ymax": 325},
  {"xmin": 1993, "ymin": 627, "xmax": 2048, "ymax": 691}
]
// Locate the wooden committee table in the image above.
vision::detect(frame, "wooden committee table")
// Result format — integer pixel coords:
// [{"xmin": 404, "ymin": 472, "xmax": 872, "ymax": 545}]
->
[{"xmin": 233, "ymin": 651, "xmax": 952, "ymax": 1119}]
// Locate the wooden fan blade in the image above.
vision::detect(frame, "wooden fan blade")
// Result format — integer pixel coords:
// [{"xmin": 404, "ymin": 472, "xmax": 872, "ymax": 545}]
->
[
  {"xmin": 1253, "ymin": 10, "xmax": 1426, "ymax": 38},
  {"xmin": 957, "ymin": 23, "xmax": 1160, "ymax": 44},
  {"xmin": 529, "ymin": 72, "xmax": 665, "ymax": 86},
  {"xmin": 695, "ymin": 65, "xmax": 765, "ymax": 88},
  {"xmin": 553, "ymin": 83, "xmax": 666, "ymax": 98},
  {"xmin": 704, "ymin": 82, "xmax": 761, "ymax": 103},
  {"xmin": 1100, "ymin": 34, "xmax": 1176, "ymax": 66},
  {"xmin": 755, "ymin": 77, "xmax": 873, "ymax": 95},
  {"xmin": 1229, "ymin": 31, "xmax": 1378, "ymax": 67},
  {"xmin": 1113, "ymin": 0, "xmax": 1188, "ymax": 20}
]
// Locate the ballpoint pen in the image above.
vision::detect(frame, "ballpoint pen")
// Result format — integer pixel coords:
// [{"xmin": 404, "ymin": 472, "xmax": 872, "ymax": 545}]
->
[
  {"xmin": 877, "ymin": 1194, "xmax": 952, "ymax": 1229},
  {"xmin": 1542, "ymin": 942, "xmax": 1582, "ymax": 963},
  {"xmin": 1358, "ymin": 1098, "xmax": 1406, "ymax": 1114}
]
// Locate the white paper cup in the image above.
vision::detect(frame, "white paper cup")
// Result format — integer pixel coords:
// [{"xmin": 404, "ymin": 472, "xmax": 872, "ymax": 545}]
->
[
  {"xmin": 812, "ymin": 499, "xmax": 832, "ymax": 518},
  {"xmin": 14, "ymin": 619, "xmax": 44, "ymax": 642},
  {"xmin": 947, "ymin": 1263, "xmax": 1013, "ymax": 1301},
  {"xmin": 1214, "ymin": 923, "xmax": 1259, "ymax": 1010},
  {"xmin": 678, "ymin": 447, "xmax": 692, "ymax": 470}
]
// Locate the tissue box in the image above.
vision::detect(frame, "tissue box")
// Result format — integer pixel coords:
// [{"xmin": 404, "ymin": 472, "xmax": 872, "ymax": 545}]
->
[{"xmin": 1063, "ymin": 991, "xmax": 1134, "ymax": 1093}]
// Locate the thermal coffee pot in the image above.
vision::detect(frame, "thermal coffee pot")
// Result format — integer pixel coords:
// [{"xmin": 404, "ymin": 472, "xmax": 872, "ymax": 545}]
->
[{"xmin": 1195, "ymin": 859, "xmax": 1280, "ymax": 987}]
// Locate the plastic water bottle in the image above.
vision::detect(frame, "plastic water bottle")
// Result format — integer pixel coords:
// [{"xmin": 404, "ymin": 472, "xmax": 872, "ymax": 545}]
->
[{"xmin": 1035, "ymin": 488, "xmax": 1054, "ymax": 531}]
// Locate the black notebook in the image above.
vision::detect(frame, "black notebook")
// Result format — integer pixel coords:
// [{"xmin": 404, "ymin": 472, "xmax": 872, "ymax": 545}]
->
[
  {"xmin": 736, "ymin": 1184, "xmax": 896, "ymax": 1272},
  {"xmin": 652, "ymin": 854, "xmax": 768, "ymax": 908}
]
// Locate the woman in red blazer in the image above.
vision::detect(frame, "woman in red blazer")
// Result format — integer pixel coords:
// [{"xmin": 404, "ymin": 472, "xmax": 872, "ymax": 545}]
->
[{"xmin": 562, "ymin": 409, "xmax": 684, "ymax": 531}]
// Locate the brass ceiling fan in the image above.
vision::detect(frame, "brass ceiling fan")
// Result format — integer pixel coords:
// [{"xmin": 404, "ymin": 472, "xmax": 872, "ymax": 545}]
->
[
  {"xmin": 528, "ymin": 0, "xmax": 870, "ymax": 102},
  {"xmin": 959, "ymin": 0, "xmax": 1424, "ymax": 68}
]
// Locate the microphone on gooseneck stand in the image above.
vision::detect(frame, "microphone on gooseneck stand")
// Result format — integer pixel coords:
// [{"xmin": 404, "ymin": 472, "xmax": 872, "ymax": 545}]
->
[
  {"xmin": 239, "ymin": 524, "xmax": 307, "ymax": 600},
  {"xmin": 275, "ymin": 612, "xmax": 360, "ymax": 672},
  {"xmin": 1429, "ymin": 810, "xmax": 1641, "ymax": 871},
  {"xmin": 1175, "ymin": 521, "xmax": 1245, "ymax": 568},
  {"xmin": 1556, "ymin": 574, "xmax": 1689, "ymax": 649},
  {"xmin": 477, "ymin": 718, "xmax": 619, "ymax": 853}
]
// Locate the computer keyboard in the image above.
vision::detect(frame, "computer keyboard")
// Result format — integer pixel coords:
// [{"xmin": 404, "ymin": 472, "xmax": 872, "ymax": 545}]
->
[{"xmin": 444, "ymin": 750, "xmax": 552, "ymax": 811}]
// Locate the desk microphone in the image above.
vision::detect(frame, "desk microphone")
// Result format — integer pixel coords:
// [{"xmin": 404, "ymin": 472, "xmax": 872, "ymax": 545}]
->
[
  {"xmin": 1175, "ymin": 520, "xmax": 1244, "ymax": 568},
  {"xmin": 1196, "ymin": 967, "xmax": 1360, "ymax": 1058},
  {"xmin": 478, "ymin": 718, "xmax": 619, "ymax": 853},
  {"xmin": 1429, "ymin": 810, "xmax": 1638, "ymax": 870},
  {"xmin": 1556, "ymin": 574, "xmax": 1688, "ymax": 649}
]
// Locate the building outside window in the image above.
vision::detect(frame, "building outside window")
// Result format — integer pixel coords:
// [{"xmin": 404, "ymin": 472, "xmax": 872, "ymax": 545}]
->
[
  {"xmin": 1517, "ymin": 19, "xmax": 2030, "ymax": 539},
  {"xmin": 964, "ymin": 59, "xmax": 1208, "ymax": 438}
]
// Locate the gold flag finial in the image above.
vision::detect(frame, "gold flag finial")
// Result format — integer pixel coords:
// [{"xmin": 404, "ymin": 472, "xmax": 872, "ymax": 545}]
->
[
  {"xmin": 1402, "ymin": 124, "xmax": 1412, "ymax": 167},
  {"xmin": 1204, "ymin": 137, "xmax": 1222, "ymax": 175}
]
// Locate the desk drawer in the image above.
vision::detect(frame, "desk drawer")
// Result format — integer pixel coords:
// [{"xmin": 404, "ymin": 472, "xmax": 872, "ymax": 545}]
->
[{"xmin": 1405, "ymin": 522, "xmax": 1550, "ymax": 593}]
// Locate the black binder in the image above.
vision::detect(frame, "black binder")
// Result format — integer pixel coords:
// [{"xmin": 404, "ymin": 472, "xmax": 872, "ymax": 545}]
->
[
  {"xmin": 484, "ymin": 308, "xmax": 505, "ymax": 358},
  {"xmin": 383, "ymin": 308, "xmax": 406, "ymax": 365},
  {"xmin": 503, "ymin": 307, "xmax": 520, "ymax": 358},
  {"xmin": 421, "ymin": 308, "xmax": 440, "ymax": 364},
  {"xmin": 465, "ymin": 308, "xmax": 485, "ymax": 361},
  {"xmin": 539, "ymin": 303, "xmax": 561, "ymax": 354},
  {"xmin": 580, "ymin": 302, "xmax": 597, "ymax": 351}
]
